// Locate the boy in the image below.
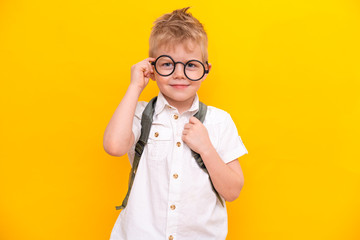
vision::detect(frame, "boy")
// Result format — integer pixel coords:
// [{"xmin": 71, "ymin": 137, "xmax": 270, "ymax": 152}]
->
[{"xmin": 103, "ymin": 7, "xmax": 248, "ymax": 240}]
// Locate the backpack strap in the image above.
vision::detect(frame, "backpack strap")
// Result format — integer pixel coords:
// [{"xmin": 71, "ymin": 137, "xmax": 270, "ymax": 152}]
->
[
  {"xmin": 116, "ymin": 97, "xmax": 158, "ymax": 210},
  {"xmin": 192, "ymin": 102, "xmax": 224, "ymax": 207},
  {"xmin": 116, "ymin": 97, "xmax": 224, "ymax": 210}
]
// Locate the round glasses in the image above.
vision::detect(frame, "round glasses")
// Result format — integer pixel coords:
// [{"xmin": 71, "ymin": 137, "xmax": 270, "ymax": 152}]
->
[{"xmin": 151, "ymin": 55, "xmax": 209, "ymax": 81}]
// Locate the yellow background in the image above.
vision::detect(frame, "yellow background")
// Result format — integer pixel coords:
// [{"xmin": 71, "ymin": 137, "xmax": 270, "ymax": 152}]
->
[{"xmin": 1, "ymin": 0, "xmax": 359, "ymax": 239}]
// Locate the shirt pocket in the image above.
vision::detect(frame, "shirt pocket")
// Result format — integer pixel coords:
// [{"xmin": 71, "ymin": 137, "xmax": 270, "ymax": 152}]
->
[{"xmin": 146, "ymin": 126, "xmax": 172, "ymax": 166}]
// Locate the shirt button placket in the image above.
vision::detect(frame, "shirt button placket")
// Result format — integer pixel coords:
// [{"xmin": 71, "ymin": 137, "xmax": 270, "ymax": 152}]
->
[{"xmin": 167, "ymin": 110, "xmax": 181, "ymax": 239}]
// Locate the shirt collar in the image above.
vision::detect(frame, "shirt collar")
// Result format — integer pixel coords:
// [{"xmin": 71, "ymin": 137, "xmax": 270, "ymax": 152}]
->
[{"xmin": 154, "ymin": 92, "xmax": 200, "ymax": 116}]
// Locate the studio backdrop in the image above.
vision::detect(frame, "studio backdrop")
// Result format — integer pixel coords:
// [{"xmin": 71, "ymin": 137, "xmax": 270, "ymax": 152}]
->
[{"xmin": 0, "ymin": 0, "xmax": 359, "ymax": 239}]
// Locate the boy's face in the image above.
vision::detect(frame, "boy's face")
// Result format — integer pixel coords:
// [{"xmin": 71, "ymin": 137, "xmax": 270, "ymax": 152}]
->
[{"xmin": 151, "ymin": 40, "xmax": 211, "ymax": 111}]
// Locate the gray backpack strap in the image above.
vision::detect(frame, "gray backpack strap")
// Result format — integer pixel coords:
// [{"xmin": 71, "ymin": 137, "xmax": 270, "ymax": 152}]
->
[
  {"xmin": 116, "ymin": 98, "xmax": 224, "ymax": 210},
  {"xmin": 115, "ymin": 97, "xmax": 157, "ymax": 210},
  {"xmin": 192, "ymin": 102, "xmax": 224, "ymax": 207}
]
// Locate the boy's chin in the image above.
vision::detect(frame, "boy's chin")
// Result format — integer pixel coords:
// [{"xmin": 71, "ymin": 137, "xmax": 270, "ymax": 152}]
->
[{"xmin": 161, "ymin": 92, "xmax": 196, "ymax": 103}]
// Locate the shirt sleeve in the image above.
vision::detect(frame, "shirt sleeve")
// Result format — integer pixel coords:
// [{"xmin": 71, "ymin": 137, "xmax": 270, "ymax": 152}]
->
[
  {"xmin": 128, "ymin": 101, "xmax": 147, "ymax": 166},
  {"xmin": 217, "ymin": 113, "xmax": 248, "ymax": 164}
]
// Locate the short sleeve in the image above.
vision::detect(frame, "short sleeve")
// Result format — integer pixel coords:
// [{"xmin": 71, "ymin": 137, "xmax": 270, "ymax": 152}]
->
[
  {"xmin": 128, "ymin": 101, "xmax": 147, "ymax": 165},
  {"xmin": 217, "ymin": 113, "xmax": 248, "ymax": 164}
]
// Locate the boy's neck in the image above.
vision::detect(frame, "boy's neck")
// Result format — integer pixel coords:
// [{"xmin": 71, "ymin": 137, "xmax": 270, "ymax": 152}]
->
[{"xmin": 162, "ymin": 94, "xmax": 196, "ymax": 115}]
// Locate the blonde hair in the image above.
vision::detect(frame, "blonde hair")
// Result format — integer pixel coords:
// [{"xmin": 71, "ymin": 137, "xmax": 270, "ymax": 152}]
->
[{"xmin": 149, "ymin": 7, "xmax": 208, "ymax": 62}]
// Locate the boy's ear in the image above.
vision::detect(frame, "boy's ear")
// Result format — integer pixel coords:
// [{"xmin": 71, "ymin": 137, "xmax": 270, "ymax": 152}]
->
[
  {"xmin": 205, "ymin": 62, "xmax": 212, "ymax": 78},
  {"xmin": 150, "ymin": 72, "xmax": 156, "ymax": 81},
  {"xmin": 207, "ymin": 62, "xmax": 212, "ymax": 73},
  {"xmin": 150, "ymin": 65, "xmax": 156, "ymax": 81}
]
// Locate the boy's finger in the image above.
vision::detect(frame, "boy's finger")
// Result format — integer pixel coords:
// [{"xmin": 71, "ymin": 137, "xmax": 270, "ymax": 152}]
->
[
  {"xmin": 146, "ymin": 57, "xmax": 156, "ymax": 63},
  {"xmin": 147, "ymin": 62, "xmax": 154, "ymax": 73},
  {"xmin": 189, "ymin": 116, "xmax": 200, "ymax": 123},
  {"xmin": 184, "ymin": 123, "xmax": 192, "ymax": 129}
]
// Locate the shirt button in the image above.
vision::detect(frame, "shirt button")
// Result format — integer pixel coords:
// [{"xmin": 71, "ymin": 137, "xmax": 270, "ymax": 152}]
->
[
  {"xmin": 170, "ymin": 205, "xmax": 176, "ymax": 210},
  {"xmin": 176, "ymin": 142, "xmax": 181, "ymax": 147},
  {"xmin": 173, "ymin": 173, "xmax": 178, "ymax": 179},
  {"xmin": 169, "ymin": 235, "xmax": 174, "ymax": 240},
  {"xmin": 154, "ymin": 132, "xmax": 159, "ymax": 137},
  {"xmin": 173, "ymin": 114, "xmax": 179, "ymax": 120}
]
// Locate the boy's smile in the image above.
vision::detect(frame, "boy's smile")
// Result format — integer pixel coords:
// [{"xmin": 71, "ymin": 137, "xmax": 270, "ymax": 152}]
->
[
  {"xmin": 151, "ymin": 40, "xmax": 211, "ymax": 113},
  {"xmin": 170, "ymin": 83, "xmax": 190, "ymax": 89}
]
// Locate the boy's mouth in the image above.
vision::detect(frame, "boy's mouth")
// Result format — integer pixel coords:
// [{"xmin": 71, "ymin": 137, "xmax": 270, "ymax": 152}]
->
[{"xmin": 170, "ymin": 84, "xmax": 190, "ymax": 89}]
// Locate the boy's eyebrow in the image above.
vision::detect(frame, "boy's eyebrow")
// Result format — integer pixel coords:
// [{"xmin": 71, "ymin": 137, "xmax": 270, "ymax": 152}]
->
[{"xmin": 170, "ymin": 56, "xmax": 203, "ymax": 62}]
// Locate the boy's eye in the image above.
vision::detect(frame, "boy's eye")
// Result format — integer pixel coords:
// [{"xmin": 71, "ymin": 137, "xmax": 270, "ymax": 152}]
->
[
  {"xmin": 186, "ymin": 61, "xmax": 201, "ymax": 70},
  {"xmin": 162, "ymin": 62, "xmax": 173, "ymax": 67}
]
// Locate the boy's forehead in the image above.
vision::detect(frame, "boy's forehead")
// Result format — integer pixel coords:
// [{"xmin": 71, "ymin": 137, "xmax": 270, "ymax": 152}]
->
[{"xmin": 155, "ymin": 40, "xmax": 203, "ymax": 59}]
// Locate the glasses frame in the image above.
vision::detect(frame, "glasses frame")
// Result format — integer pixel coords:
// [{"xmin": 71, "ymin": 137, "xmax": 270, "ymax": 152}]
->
[{"xmin": 151, "ymin": 55, "xmax": 210, "ymax": 81}]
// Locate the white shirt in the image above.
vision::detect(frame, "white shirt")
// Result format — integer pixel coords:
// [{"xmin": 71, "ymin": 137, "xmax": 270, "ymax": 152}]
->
[{"xmin": 110, "ymin": 92, "xmax": 248, "ymax": 240}]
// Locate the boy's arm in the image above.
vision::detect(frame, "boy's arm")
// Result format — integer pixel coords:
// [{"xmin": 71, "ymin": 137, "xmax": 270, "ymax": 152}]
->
[
  {"xmin": 103, "ymin": 57, "xmax": 155, "ymax": 157},
  {"xmin": 182, "ymin": 117, "xmax": 245, "ymax": 202},
  {"xmin": 201, "ymin": 150, "xmax": 244, "ymax": 202}
]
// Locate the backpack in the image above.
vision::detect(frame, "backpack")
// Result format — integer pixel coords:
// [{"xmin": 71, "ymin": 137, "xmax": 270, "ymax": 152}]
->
[{"xmin": 116, "ymin": 96, "xmax": 224, "ymax": 210}]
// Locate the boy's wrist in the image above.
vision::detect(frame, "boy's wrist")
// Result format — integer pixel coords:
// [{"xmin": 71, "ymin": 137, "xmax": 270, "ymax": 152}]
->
[
  {"xmin": 128, "ymin": 82, "xmax": 145, "ymax": 95},
  {"xmin": 199, "ymin": 142, "xmax": 216, "ymax": 159}
]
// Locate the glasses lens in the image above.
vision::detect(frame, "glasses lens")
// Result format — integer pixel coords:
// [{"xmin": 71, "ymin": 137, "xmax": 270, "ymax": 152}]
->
[
  {"xmin": 185, "ymin": 60, "xmax": 205, "ymax": 81},
  {"xmin": 155, "ymin": 56, "xmax": 174, "ymax": 76}
]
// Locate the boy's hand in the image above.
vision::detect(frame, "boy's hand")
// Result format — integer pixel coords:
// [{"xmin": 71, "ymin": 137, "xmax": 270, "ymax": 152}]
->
[
  {"xmin": 182, "ymin": 117, "xmax": 212, "ymax": 155},
  {"xmin": 130, "ymin": 57, "xmax": 156, "ymax": 90}
]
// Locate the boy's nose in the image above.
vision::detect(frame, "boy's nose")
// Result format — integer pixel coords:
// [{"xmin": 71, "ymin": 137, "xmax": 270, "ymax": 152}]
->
[{"xmin": 173, "ymin": 63, "xmax": 186, "ymax": 80}]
